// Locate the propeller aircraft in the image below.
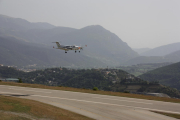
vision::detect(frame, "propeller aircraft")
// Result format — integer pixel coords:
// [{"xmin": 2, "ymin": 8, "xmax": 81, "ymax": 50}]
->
[{"xmin": 53, "ymin": 42, "xmax": 86, "ymax": 53}]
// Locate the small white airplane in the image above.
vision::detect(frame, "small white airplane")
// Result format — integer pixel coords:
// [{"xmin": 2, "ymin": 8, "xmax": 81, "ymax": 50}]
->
[{"xmin": 53, "ymin": 42, "xmax": 86, "ymax": 53}]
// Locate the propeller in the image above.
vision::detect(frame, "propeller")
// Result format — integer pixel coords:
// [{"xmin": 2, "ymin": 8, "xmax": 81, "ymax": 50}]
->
[{"xmin": 80, "ymin": 45, "xmax": 87, "ymax": 50}]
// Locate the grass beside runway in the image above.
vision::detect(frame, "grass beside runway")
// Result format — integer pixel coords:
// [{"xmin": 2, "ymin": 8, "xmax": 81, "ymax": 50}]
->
[
  {"xmin": 0, "ymin": 95, "xmax": 94, "ymax": 120},
  {"xmin": 0, "ymin": 112, "xmax": 31, "ymax": 120},
  {"xmin": 1, "ymin": 81, "xmax": 180, "ymax": 103},
  {"xmin": 152, "ymin": 111, "xmax": 180, "ymax": 119}
]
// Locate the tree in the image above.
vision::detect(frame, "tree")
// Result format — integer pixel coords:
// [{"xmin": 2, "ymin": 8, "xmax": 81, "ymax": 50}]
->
[{"xmin": 18, "ymin": 78, "xmax": 23, "ymax": 83}]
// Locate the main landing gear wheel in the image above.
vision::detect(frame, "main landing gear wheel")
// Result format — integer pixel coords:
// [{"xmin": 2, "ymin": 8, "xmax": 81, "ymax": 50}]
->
[
  {"xmin": 79, "ymin": 51, "xmax": 80, "ymax": 53},
  {"xmin": 75, "ymin": 51, "xmax": 76, "ymax": 53},
  {"xmin": 65, "ymin": 51, "xmax": 67, "ymax": 53}
]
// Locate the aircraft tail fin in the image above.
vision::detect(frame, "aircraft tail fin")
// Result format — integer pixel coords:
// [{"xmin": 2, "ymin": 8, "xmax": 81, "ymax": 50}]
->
[{"xmin": 52, "ymin": 42, "xmax": 61, "ymax": 48}]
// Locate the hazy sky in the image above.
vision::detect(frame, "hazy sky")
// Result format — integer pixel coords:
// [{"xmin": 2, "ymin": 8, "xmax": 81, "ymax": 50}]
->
[{"xmin": 0, "ymin": 0, "xmax": 180, "ymax": 48}]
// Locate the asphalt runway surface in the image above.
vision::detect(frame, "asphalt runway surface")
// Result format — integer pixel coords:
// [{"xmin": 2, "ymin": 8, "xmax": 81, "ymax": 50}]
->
[{"xmin": 0, "ymin": 85, "xmax": 180, "ymax": 120}]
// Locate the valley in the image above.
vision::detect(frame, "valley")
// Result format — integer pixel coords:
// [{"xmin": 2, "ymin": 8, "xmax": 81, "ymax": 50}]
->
[{"xmin": 1, "ymin": 1, "xmax": 180, "ymax": 120}]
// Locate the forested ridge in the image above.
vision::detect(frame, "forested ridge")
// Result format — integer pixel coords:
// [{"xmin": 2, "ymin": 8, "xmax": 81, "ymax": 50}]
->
[{"xmin": 139, "ymin": 62, "xmax": 180, "ymax": 90}]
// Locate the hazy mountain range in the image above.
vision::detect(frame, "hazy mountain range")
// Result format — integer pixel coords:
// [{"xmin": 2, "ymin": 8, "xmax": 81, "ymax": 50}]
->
[
  {"xmin": 0, "ymin": 14, "xmax": 138, "ymax": 68},
  {"xmin": 140, "ymin": 42, "xmax": 180, "ymax": 56},
  {"xmin": 1, "ymin": 14, "xmax": 180, "ymax": 68},
  {"xmin": 133, "ymin": 48, "xmax": 151, "ymax": 54},
  {"xmin": 124, "ymin": 49, "xmax": 180, "ymax": 65},
  {"xmin": 0, "ymin": 35, "xmax": 106, "ymax": 68}
]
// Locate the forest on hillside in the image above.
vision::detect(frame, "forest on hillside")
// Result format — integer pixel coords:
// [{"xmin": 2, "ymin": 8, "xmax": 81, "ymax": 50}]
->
[{"xmin": 139, "ymin": 62, "xmax": 180, "ymax": 90}]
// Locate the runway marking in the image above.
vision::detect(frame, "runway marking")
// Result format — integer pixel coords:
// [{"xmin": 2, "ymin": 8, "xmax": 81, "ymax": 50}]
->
[
  {"xmin": 31, "ymin": 94, "xmax": 180, "ymax": 115},
  {"xmin": 8, "ymin": 88, "xmax": 51, "ymax": 93},
  {"xmin": 0, "ymin": 91, "xmax": 22, "ymax": 94},
  {"xmin": 92, "ymin": 97, "xmax": 153, "ymax": 105}
]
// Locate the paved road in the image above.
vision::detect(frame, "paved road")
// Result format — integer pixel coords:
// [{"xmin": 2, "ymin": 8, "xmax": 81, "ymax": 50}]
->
[{"xmin": 0, "ymin": 85, "xmax": 180, "ymax": 120}]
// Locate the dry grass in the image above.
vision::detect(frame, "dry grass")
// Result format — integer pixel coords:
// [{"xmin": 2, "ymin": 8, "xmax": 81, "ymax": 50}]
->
[
  {"xmin": 0, "ymin": 95, "xmax": 93, "ymax": 120},
  {"xmin": 1, "ymin": 81, "xmax": 180, "ymax": 103},
  {"xmin": 0, "ymin": 112, "xmax": 31, "ymax": 120},
  {"xmin": 152, "ymin": 111, "xmax": 180, "ymax": 119}
]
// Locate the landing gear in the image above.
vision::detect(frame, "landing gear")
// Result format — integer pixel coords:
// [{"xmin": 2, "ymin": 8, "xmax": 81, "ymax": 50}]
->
[
  {"xmin": 75, "ymin": 51, "xmax": 76, "ymax": 53},
  {"xmin": 65, "ymin": 51, "xmax": 67, "ymax": 53},
  {"xmin": 79, "ymin": 51, "xmax": 80, "ymax": 53}
]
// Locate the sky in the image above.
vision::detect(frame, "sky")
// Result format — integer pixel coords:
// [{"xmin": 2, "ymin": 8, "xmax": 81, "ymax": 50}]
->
[{"xmin": 0, "ymin": 0, "xmax": 180, "ymax": 49}]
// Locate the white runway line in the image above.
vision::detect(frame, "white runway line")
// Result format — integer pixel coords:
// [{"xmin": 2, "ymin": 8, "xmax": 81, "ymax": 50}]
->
[
  {"xmin": 92, "ymin": 96, "xmax": 153, "ymax": 105},
  {"xmin": 31, "ymin": 94, "xmax": 180, "ymax": 115},
  {"xmin": 0, "ymin": 91, "xmax": 22, "ymax": 94},
  {"xmin": 8, "ymin": 88, "xmax": 51, "ymax": 93}
]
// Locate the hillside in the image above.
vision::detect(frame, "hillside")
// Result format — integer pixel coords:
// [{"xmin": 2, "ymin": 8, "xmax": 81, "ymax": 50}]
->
[
  {"xmin": 165, "ymin": 50, "xmax": 180, "ymax": 61},
  {"xmin": 124, "ymin": 50, "xmax": 180, "ymax": 65},
  {"xmin": 140, "ymin": 42, "xmax": 180, "ymax": 56},
  {"xmin": 0, "ymin": 14, "xmax": 139, "ymax": 67},
  {"xmin": 1, "ymin": 66, "xmax": 180, "ymax": 98},
  {"xmin": 139, "ymin": 62, "xmax": 180, "ymax": 90},
  {"xmin": 0, "ymin": 35, "xmax": 106, "ymax": 68},
  {"xmin": 52, "ymin": 25, "xmax": 139, "ymax": 65},
  {"xmin": 117, "ymin": 62, "xmax": 172, "ymax": 76},
  {"xmin": 124, "ymin": 56, "xmax": 164, "ymax": 65},
  {"xmin": 0, "ymin": 14, "xmax": 56, "ymax": 31},
  {"xmin": 133, "ymin": 48, "xmax": 151, "ymax": 54}
]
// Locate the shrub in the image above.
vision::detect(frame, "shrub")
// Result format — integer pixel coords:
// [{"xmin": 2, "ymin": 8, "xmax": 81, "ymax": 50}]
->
[
  {"xmin": 124, "ymin": 91, "xmax": 130, "ymax": 93},
  {"xmin": 18, "ymin": 78, "xmax": 23, "ymax": 83},
  {"xmin": 93, "ymin": 87, "xmax": 98, "ymax": 91}
]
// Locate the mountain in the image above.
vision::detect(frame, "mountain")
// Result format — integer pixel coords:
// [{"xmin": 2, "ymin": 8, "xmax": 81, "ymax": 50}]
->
[
  {"xmin": 51, "ymin": 25, "xmax": 139, "ymax": 65},
  {"xmin": 0, "ymin": 35, "xmax": 106, "ymax": 68},
  {"xmin": 0, "ymin": 14, "xmax": 139, "ymax": 67},
  {"xmin": 124, "ymin": 49, "xmax": 180, "ymax": 65},
  {"xmin": 139, "ymin": 62, "xmax": 180, "ymax": 90},
  {"xmin": 165, "ymin": 50, "xmax": 180, "ymax": 61},
  {"xmin": 133, "ymin": 48, "xmax": 151, "ymax": 54},
  {"xmin": 117, "ymin": 62, "xmax": 172, "ymax": 76},
  {"xmin": 22, "ymin": 25, "xmax": 139, "ymax": 65},
  {"xmin": 124, "ymin": 56, "xmax": 166, "ymax": 65},
  {"xmin": 140, "ymin": 42, "xmax": 180, "ymax": 56},
  {"xmin": 0, "ymin": 14, "xmax": 56, "ymax": 31}
]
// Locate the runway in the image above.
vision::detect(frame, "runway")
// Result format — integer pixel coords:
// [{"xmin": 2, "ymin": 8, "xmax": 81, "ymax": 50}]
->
[{"xmin": 0, "ymin": 85, "xmax": 180, "ymax": 120}]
